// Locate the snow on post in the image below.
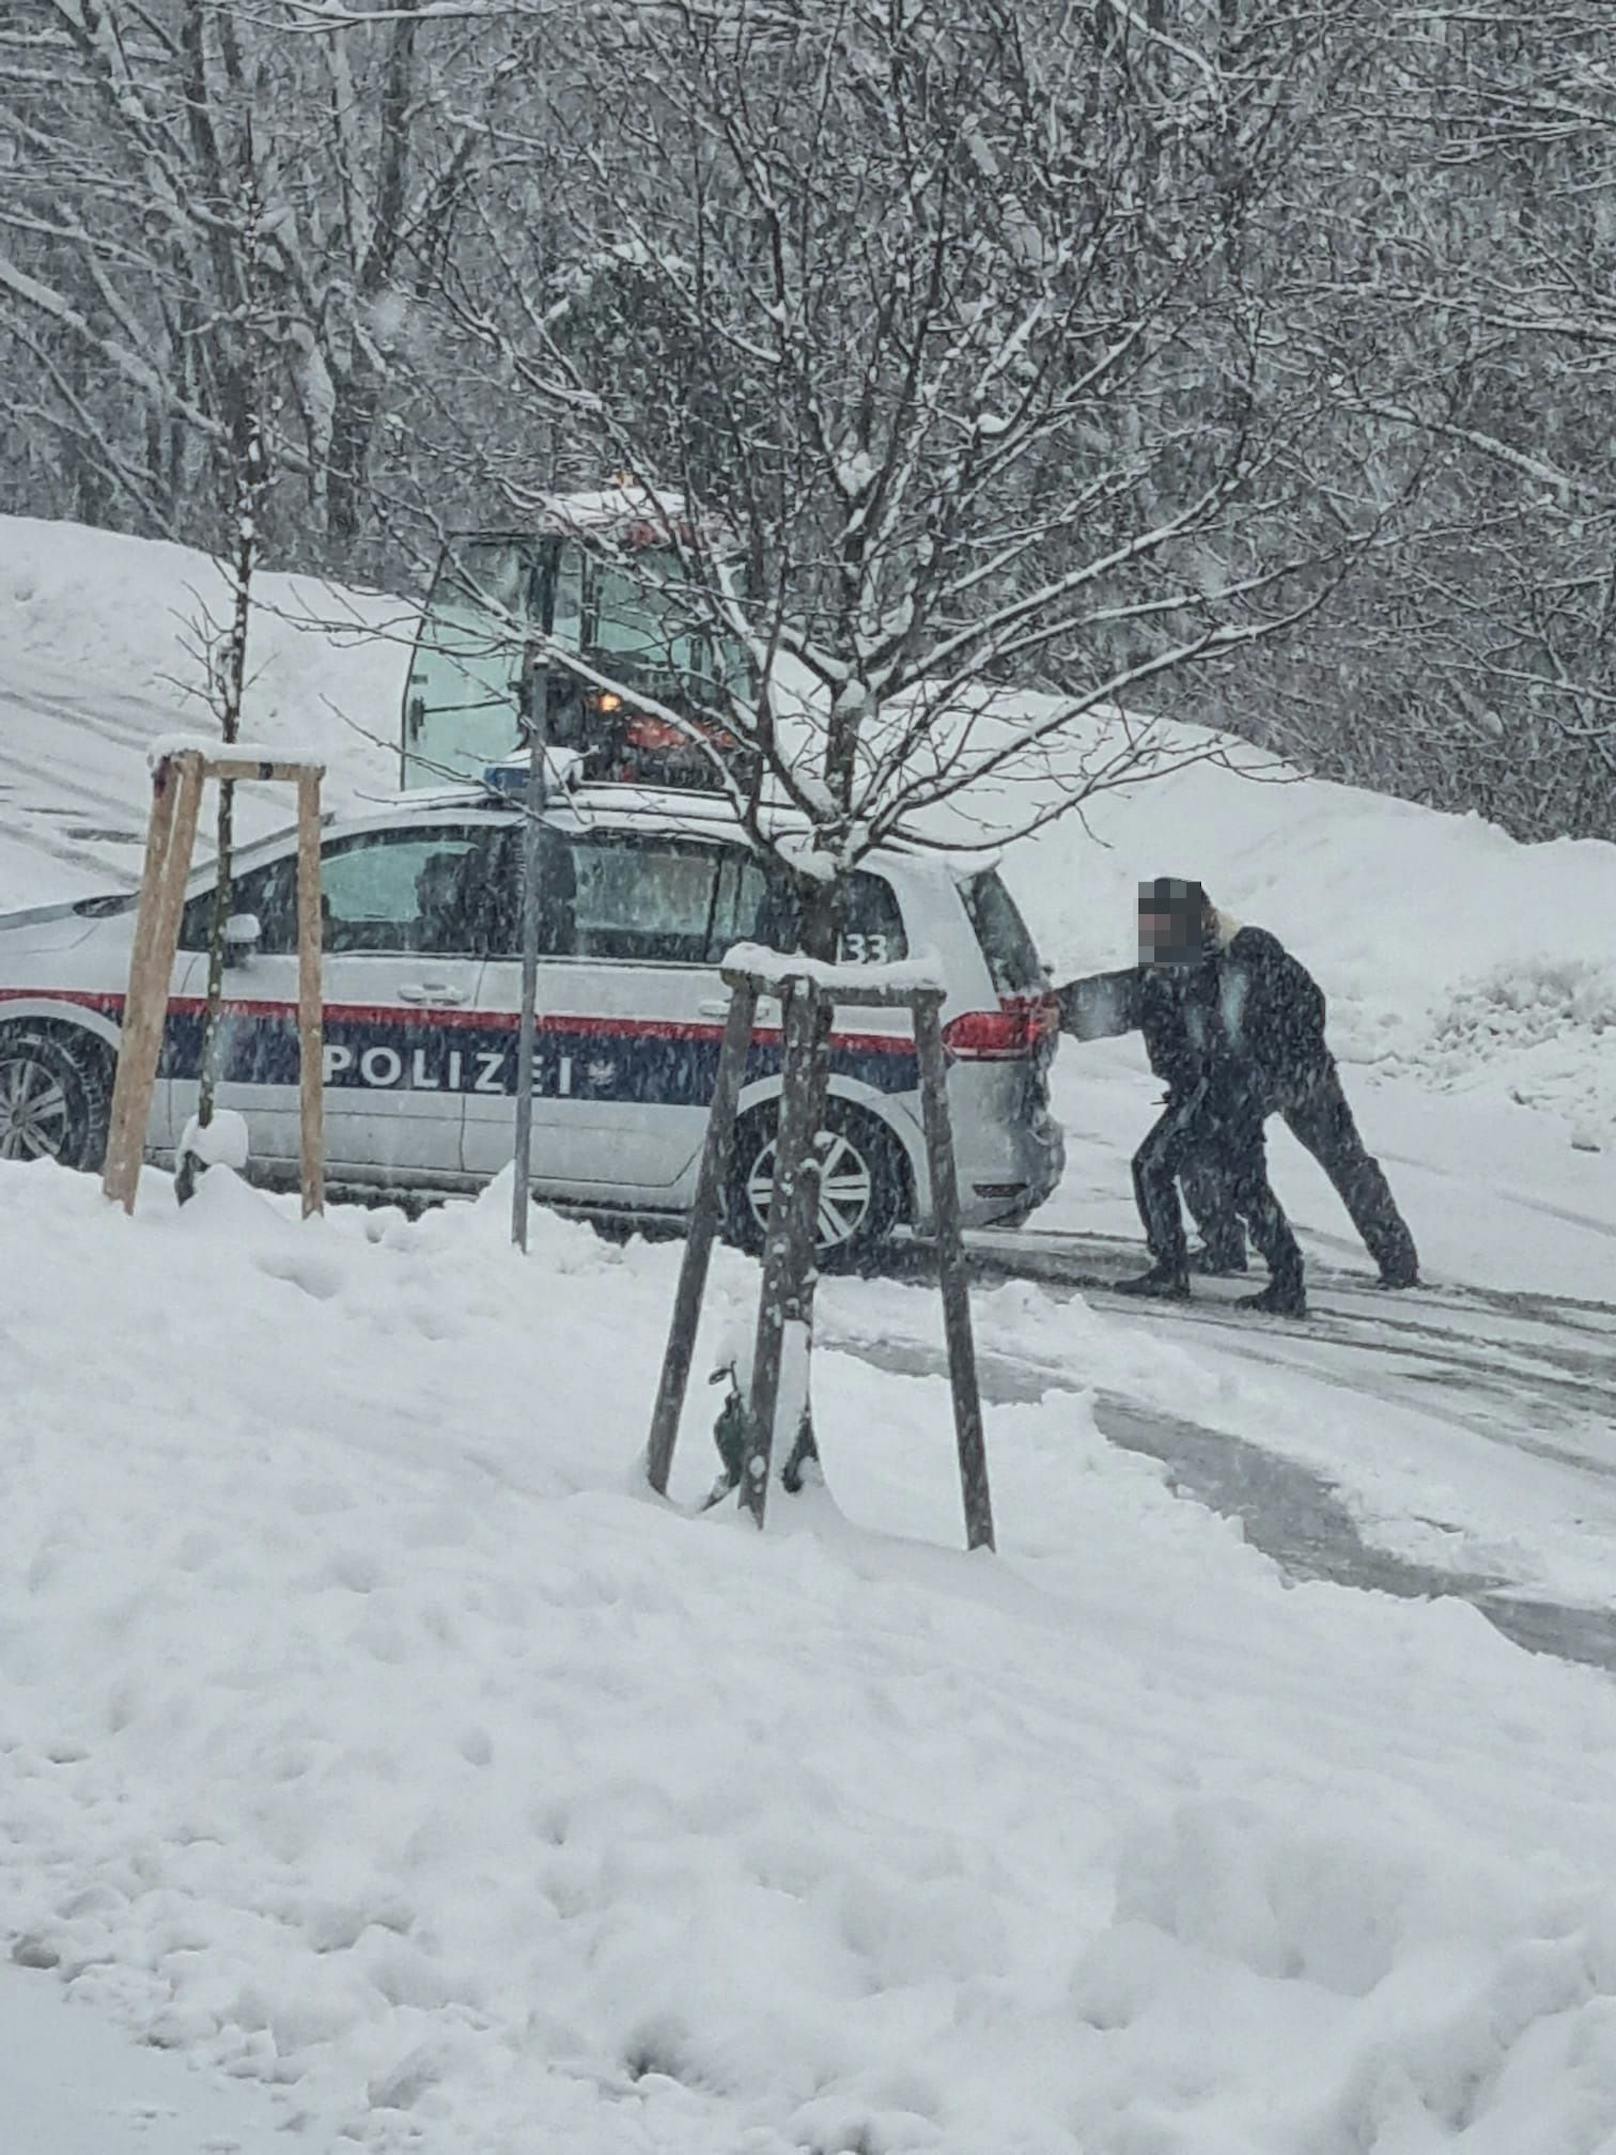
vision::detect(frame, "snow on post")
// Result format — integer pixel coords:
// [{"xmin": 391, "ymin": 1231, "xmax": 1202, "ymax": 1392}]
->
[
  {"xmin": 178, "ymin": 1108, "xmax": 250, "ymax": 1174},
  {"xmin": 719, "ymin": 945, "xmax": 946, "ymax": 1003},
  {"xmin": 146, "ymin": 734, "xmax": 326, "ymax": 775}
]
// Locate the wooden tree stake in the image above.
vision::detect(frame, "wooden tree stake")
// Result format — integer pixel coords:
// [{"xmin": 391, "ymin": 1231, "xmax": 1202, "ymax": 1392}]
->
[
  {"xmin": 645, "ymin": 979, "xmax": 759, "ymax": 1494},
  {"xmin": 102, "ymin": 749, "xmax": 326, "ymax": 1218},
  {"xmin": 914, "ymin": 989, "xmax": 994, "ymax": 1552},
  {"xmin": 103, "ymin": 753, "xmax": 206, "ymax": 1212}
]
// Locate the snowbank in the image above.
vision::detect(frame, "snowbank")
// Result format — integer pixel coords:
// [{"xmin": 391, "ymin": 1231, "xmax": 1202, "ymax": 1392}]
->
[
  {"xmin": 975, "ymin": 701, "xmax": 1616, "ymax": 1143},
  {"xmin": 4, "ymin": 517, "xmax": 1616, "ymax": 2148},
  {"xmin": 0, "ymin": 515, "xmax": 408, "ymax": 812},
  {"xmin": 5, "ymin": 1156, "xmax": 1616, "ymax": 2150}
]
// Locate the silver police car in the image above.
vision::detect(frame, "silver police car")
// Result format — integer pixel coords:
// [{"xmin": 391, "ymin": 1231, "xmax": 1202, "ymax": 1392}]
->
[{"xmin": 0, "ymin": 784, "xmax": 1064, "ymax": 1266}]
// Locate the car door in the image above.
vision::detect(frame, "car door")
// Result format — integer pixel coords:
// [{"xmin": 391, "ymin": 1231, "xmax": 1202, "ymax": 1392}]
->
[
  {"xmin": 172, "ymin": 822, "xmax": 508, "ymax": 1180},
  {"xmin": 464, "ymin": 827, "xmax": 755, "ymax": 1197}
]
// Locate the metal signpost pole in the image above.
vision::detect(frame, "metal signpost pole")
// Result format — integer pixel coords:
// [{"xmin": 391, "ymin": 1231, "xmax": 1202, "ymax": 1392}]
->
[
  {"xmin": 511, "ymin": 667, "xmax": 549, "ymax": 1253},
  {"xmin": 295, "ymin": 767, "xmax": 326, "ymax": 1218}
]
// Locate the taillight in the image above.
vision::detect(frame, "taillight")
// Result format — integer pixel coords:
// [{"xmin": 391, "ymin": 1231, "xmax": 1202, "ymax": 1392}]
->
[{"xmin": 942, "ymin": 994, "xmax": 1060, "ymax": 1061}]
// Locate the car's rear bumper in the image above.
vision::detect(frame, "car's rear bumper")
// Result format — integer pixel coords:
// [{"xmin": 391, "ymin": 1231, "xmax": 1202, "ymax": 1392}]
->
[{"xmin": 900, "ymin": 1064, "xmax": 1066, "ymax": 1233}]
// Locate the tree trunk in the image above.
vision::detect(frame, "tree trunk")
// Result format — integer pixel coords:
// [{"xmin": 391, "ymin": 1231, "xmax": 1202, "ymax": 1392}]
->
[
  {"xmin": 736, "ymin": 875, "xmax": 842, "ymax": 1520},
  {"xmin": 175, "ymin": 391, "xmax": 262, "ymax": 1204},
  {"xmin": 739, "ymin": 975, "xmax": 830, "ymax": 1521},
  {"xmin": 326, "ymin": 370, "xmax": 376, "ymax": 558}
]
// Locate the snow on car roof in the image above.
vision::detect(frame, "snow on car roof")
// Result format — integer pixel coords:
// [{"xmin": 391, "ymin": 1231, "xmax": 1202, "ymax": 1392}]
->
[
  {"xmin": 194, "ymin": 781, "xmax": 1002, "ymax": 897},
  {"xmin": 447, "ymin": 486, "xmax": 736, "ymax": 553},
  {"xmin": 362, "ymin": 781, "xmax": 976, "ymax": 875},
  {"xmin": 366, "ymin": 779, "xmax": 760, "ymax": 832}
]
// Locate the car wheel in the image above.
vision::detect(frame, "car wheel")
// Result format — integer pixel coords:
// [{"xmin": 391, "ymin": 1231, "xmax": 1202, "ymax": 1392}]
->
[
  {"xmin": 0, "ymin": 1028, "xmax": 113, "ymax": 1172},
  {"xmin": 727, "ymin": 1100, "xmax": 907, "ymax": 1273}
]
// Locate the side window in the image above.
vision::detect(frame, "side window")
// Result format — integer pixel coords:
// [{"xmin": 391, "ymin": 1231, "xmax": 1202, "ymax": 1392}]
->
[
  {"xmin": 318, "ymin": 829, "xmax": 509, "ymax": 955},
  {"xmin": 179, "ymin": 854, "xmax": 297, "ymax": 954},
  {"xmin": 708, "ymin": 849, "xmax": 769, "ymax": 964},
  {"xmin": 841, "ymin": 872, "xmax": 907, "ymax": 965},
  {"xmin": 568, "ymin": 836, "xmax": 723, "ymax": 964},
  {"xmin": 481, "ymin": 826, "xmax": 575, "ymax": 957},
  {"xmin": 179, "ymin": 829, "xmax": 514, "ymax": 956}
]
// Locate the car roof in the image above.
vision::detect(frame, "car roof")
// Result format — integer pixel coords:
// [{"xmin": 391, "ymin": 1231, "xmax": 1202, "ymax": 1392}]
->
[
  {"xmin": 364, "ymin": 782, "xmax": 988, "ymax": 878},
  {"xmin": 228, "ymin": 781, "xmax": 1000, "ymax": 888},
  {"xmin": 371, "ymin": 780, "xmax": 778, "ymax": 839}
]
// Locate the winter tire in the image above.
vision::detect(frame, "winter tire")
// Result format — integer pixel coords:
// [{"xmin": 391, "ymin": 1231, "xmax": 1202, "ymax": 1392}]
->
[
  {"xmin": 0, "ymin": 1027, "xmax": 113, "ymax": 1173},
  {"xmin": 727, "ymin": 1100, "xmax": 907, "ymax": 1273}
]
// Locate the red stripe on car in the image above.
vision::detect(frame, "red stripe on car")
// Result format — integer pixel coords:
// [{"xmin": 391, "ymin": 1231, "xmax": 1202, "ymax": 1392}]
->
[{"xmin": 0, "ymin": 988, "xmax": 914, "ymax": 1058}]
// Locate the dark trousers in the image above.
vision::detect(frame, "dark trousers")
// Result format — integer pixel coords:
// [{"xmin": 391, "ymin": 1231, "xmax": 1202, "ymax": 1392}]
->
[
  {"xmin": 1133, "ymin": 1080, "xmax": 1303, "ymax": 1290},
  {"xmin": 1183, "ymin": 1060, "xmax": 1418, "ymax": 1281}
]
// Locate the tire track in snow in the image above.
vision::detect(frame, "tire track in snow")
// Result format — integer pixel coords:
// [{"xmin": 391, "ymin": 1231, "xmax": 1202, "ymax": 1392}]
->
[{"xmin": 828, "ymin": 1326, "xmax": 1616, "ymax": 1677}]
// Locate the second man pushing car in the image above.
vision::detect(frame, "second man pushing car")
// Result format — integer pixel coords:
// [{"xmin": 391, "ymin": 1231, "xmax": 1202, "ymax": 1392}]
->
[
  {"xmin": 1111, "ymin": 877, "xmax": 1309, "ymax": 1314},
  {"xmin": 1058, "ymin": 878, "xmax": 1420, "ymax": 1315}
]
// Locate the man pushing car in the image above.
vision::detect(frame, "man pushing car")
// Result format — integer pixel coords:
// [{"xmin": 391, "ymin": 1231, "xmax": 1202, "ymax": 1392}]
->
[{"xmin": 1058, "ymin": 879, "xmax": 1419, "ymax": 1314}]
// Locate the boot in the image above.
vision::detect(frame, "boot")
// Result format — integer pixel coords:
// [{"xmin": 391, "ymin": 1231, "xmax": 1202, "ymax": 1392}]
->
[
  {"xmin": 1188, "ymin": 1241, "xmax": 1248, "ymax": 1277},
  {"xmin": 1375, "ymin": 1258, "xmax": 1420, "ymax": 1290},
  {"xmin": 1237, "ymin": 1273, "xmax": 1308, "ymax": 1317},
  {"xmin": 1115, "ymin": 1262, "xmax": 1191, "ymax": 1300}
]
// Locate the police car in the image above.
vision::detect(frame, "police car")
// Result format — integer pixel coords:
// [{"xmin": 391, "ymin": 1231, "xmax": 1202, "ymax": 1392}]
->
[{"xmin": 0, "ymin": 784, "xmax": 1065, "ymax": 1266}]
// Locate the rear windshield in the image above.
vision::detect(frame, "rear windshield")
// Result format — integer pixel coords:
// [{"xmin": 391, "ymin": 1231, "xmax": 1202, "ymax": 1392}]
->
[
  {"xmin": 961, "ymin": 871, "xmax": 1043, "ymax": 992},
  {"xmin": 73, "ymin": 891, "xmax": 140, "ymax": 917}
]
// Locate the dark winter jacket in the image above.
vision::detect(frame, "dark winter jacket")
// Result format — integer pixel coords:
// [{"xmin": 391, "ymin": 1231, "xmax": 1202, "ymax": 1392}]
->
[
  {"xmin": 1058, "ymin": 915, "xmax": 1329, "ymax": 1106},
  {"xmin": 1225, "ymin": 925, "xmax": 1329, "ymax": 1098}
]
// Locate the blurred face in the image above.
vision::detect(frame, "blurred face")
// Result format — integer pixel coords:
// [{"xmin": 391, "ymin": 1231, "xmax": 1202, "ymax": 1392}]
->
[{"xmin": 1139, "ymin": 883, "xmax": 1203, "ymax": 966}]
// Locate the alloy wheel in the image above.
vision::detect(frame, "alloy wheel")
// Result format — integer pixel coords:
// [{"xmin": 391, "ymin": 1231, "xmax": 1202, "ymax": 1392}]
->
[
  {"xmin": 0, "ymin": 1053, "xmax": 73, "ymax": 1162},
  {"xmin": 746, "ymin": 1127, "xmax": 876, "ymax": 1252}
]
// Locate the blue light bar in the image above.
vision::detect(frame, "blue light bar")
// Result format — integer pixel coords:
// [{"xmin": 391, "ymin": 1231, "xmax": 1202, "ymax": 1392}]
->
[{"xmin": 482, "ymin": 758, "xmax": 532, "ymax": 800}]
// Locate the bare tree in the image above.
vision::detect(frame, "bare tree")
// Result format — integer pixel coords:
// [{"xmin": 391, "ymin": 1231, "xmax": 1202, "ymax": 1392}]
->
[
  {"xmin": 170, "ymin": 130, "xmax": 278, "ymax": 1203},
  {"xmin": 417, "ymin": 0, "xmax": 1372, "ymax": 1501},
  {"xmin": 1199, "ymin": 0, "xmax": 1616, "ymax": 840},
  {"xmin": 450, "ymin": 3, "xmax": 1381, "ymax": 860},
  {"xmin": 0, "ymin": 0, "xmax": 486, "ymax": 566}
]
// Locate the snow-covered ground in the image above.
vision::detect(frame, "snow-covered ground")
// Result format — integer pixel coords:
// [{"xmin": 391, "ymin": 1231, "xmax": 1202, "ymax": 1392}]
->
[
  {"xmin": 6, "ymin": 1164, "xmax": 1616, "ymax": 2155},
  {"xmin": 3, "ymin": 515, "xmax": 1616, "ymax": 2153},
  {"xmin": 2, "ymin": 1958, "xmax": 291, "ymax": 2154}
]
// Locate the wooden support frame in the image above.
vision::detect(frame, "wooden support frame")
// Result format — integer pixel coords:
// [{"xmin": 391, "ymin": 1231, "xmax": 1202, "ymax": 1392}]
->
[
  {"xmin": 101, "ymin": 753, "xmax": 206, "ymax": 1211},
  {"xmin": 644, "ymin": 963, "xmax": 995, "ymax": 1553},
  {"xmin": 102, "ymin": 748, "xmax": 326, "ymax": 1218}
]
